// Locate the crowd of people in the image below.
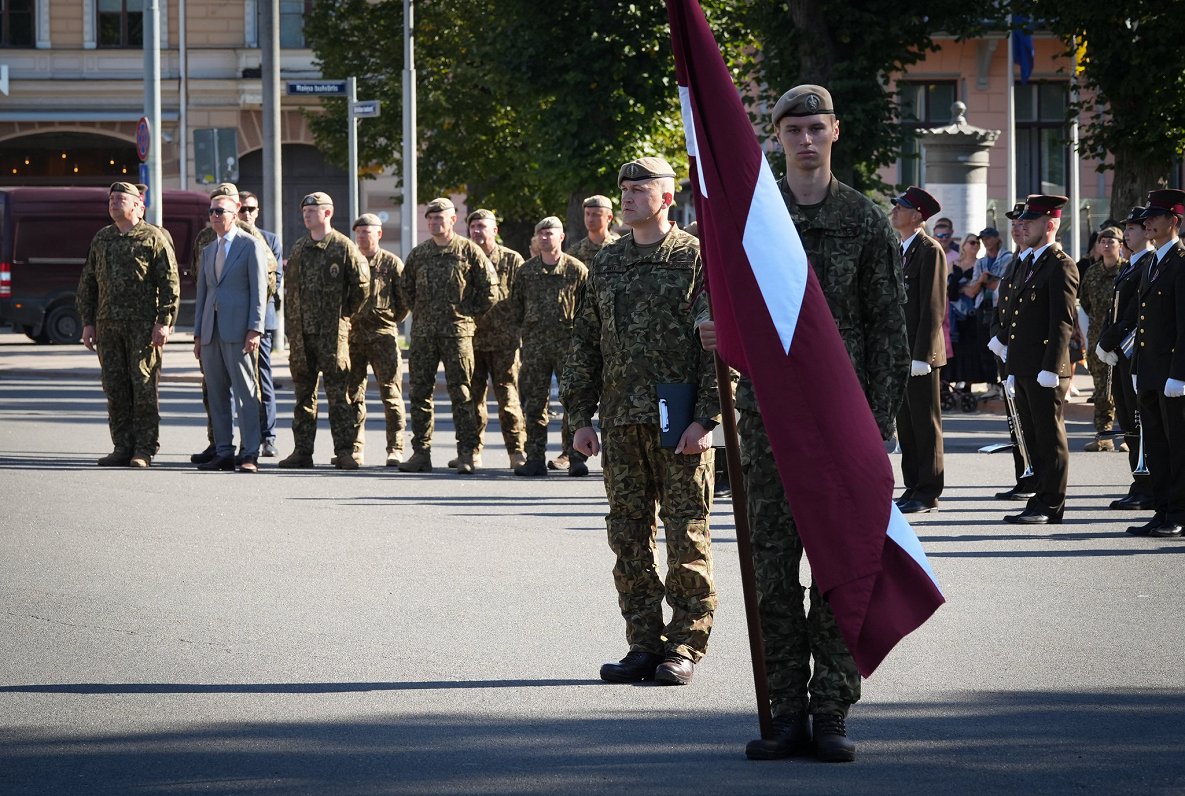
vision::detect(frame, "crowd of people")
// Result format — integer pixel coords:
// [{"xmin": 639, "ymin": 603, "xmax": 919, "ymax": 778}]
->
[{"xmin": 74, "ymin": 78, "xmax": 1184, "ymax": 765}]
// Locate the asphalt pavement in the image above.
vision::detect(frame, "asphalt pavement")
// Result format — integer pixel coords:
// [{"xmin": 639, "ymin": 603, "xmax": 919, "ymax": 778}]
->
[{"xmin": 1, "ymin": 330, "xmax": 1183, "ymax": 794}]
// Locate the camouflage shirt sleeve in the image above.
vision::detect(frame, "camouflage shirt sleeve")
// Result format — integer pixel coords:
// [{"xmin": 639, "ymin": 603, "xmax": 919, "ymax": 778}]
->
[
  {"xmin": 560, "ymin": 257, "xmax": 604, "ymax": 431},
  {"xmin": 76, "ymin": 229, "xmax": 104, "ymax": 326},
  {"xmin": 461, "ymin": 241, "xmax": 499, "ymax": 318},
  {"xmin": 342, "ymin": 236, "xmax": 371, "ymax": 319},
  {"xmin": 152, "ymin": 227, "xmax": 181, "ymax": 327}
]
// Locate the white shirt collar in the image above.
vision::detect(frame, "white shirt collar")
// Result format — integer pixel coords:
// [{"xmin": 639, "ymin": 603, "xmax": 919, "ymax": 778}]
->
[
  {"xmin": 1017, "ymin": 247, "xmax": 1032, "ymax": 260},
  {"xmin": 1030, "ymin": 242, "xmax": 1053, "ymax": 262},
  {"xmin": 900, "ymin": 231, "xmax": 919, "ymax": 254},
  {"xmin": 1155, "ymin": 237, "xmax": 1178, "ymax": 260},
  {"xmin": 1129, "ymin": 248, "xmax": 1152, "ymax": 265}
]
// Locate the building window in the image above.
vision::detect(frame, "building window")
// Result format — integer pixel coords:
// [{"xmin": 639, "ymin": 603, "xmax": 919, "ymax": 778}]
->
[
  {"xmin": 897, "ymin": 81, "xmax": 958, "ymax": 188},
  {"xmin": 1, "ymin": 0, "xmax": 35, "ymax": 47},
  {"xmin": 1015, "ymin": 81, "xmax": 1069, "ymax": 196},
  {"xmin": 97, "ymin": 0, "xmax": 142, "ymax": 48},
  {"xmin": 256, "ymin": 0, "xmax": 312, "ymax": 49}
]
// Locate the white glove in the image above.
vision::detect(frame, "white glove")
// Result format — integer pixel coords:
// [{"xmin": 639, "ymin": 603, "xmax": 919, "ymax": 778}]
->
[
  {"xmin": 910, "ymin": 360, "xmax": 932, "ymax": 377},
  {"xmin": 987, "ymin": 336, "xmax": 1008, "ymax": 361},
  {"xmin": 1037, "ymin": 370, "xmax": 1059, "ymax": 389},
  {"xmin": 1005, "ymin": 375, "xmax": 1017, "ymax": 399},
  {"xmin": 1095, "ymin": 343, "xmax": 1119, "ymax": 367},
  {"xmin": 1165, "ymin": 378, "xmax": 1185, "ymax": 398}
]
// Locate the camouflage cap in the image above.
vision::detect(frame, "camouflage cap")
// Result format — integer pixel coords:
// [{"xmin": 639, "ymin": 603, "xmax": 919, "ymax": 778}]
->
[
  {"xmin": 1097, "ymin": 226, "xmax": 1123, "ymax": 241},
  {"xmin": 466, "ymin": 208, "xmax": 496, "ymax": 223},
  {"xmin": 534, "ymin": 216, "xmax": 563, "ymax": 232},
  {"xmin": 352, "ymin": 213, "xmax": 382, "ymax": 229},
  {"xmin": 134, "ymin": 183, "xmax": 149, "ymax": 196},
  {"xmin": 583, "ymin": 195, "xmax": 613, "ymax": 210},
  {"xmin": 109, "ymin": 181, "xmax": 141, "ymax": 198},
  {"xmin": 301, "ymin": 191, "xmax": 333, "ymax": 207},
  {"xmin": 425, "ymin": 197, "xmax": 456, "ymax": 215},
  {"xmin": 618, "ymin": 156, "xmax": 677, "ymax": 185},
  {"xmin": 210, "ymin": 182, "xmax": 239, "ymax": 199},
  {"xmin": 772, "ymin": 84, "xmax": 836, "ymax": 125}
]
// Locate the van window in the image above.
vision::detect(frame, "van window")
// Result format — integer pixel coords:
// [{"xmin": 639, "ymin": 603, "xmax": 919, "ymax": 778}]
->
[{"xmin": 14, "ymin": 217, "xmax": 106, "ymax": 264}]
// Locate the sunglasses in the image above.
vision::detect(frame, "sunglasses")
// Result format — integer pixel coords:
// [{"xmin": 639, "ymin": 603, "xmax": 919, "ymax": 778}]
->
[
  {"xmin": 239, "ymin": 206, "xmax": 260, "ymax": 214},
  {"xmin": 208, "ymin": 207, "xmax": 235, "ymax": 217}
]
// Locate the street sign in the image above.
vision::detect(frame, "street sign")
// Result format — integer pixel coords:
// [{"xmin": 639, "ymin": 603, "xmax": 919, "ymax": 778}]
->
[
  {"xmin": 136, "ymin": 116, "xmax": 151, "ymax": 162},
  {"xmin": 286, "ymin": 80, "xmax": 348, "ymax": 96},
  {"xmin": 353, "ymin": 100, "xmax": 381, "ymax": 118},
  {"xmin": 139, "ymin": 163, "xmax": 150, "ymax": 208}
]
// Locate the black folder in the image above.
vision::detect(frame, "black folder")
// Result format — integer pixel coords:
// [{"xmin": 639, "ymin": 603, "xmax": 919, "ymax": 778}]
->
[{"xmin": 657, "ymin": 383, "xmax": 696, "ymax": 449}]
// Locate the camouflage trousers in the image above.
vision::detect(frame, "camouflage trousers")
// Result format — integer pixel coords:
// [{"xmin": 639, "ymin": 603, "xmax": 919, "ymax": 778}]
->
[
  {"xmin": 601, "ymin": 423, "xmax": 716, "ymax": 663},
  {"xmin": 738, "ymin": 409, "xmax": 861, "ymax": 718},
  {"xmin": 288, "ymin": 330, "xmax": 362, "ymax": 458},
  {"xmin": 1085, "ymin": 333, "xmax": 1115, "ymax": 433},
  {"xmin": 348, "ymin": 331, "xmax": 405, "ymax": 454},
  {"xmin": 519, "ymin": 339, "xmax": 581, "ymax": 462},
  {"xmin": 407, "ymin": 335, "xmax": 479, "ymax": 454},
  {"xmin": 95, "ymin": 319, "xmax": 162, "ymax": 458},
  {"xmin": 472, "ymin": 346, "xmax": 525, "ymax": 456}
]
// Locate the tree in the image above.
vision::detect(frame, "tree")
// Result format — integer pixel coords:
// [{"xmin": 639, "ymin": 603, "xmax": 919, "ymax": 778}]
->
[{"xmin": 1021, "ymin": 2, "xmax": 1185, "ymax": 216}]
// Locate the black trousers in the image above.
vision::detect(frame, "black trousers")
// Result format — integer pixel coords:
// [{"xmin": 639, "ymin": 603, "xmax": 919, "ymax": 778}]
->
[
  {"xmin": 1137, "ymin": 388, "xmax": 1185, "ymax": 523},
  {"xmin": 896, "ymin": 370, "xmax": 944, "ymax": 502},
  {"xmin": 998, "ymin": 357, "xmax": 1037, "ymax": 491},
  {"xmin": 1114, "ymin": 357, "xmax": 1152, "ymax": 497},
  {"xmin": 1014, "ymin": 376, "xmax": 1070, "ymax": 516}
]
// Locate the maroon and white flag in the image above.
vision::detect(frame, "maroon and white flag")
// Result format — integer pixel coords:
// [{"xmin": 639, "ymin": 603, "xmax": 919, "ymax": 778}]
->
[{"xmin": 666, "ymin": 0, "xmax": 944, "ymax": 676}]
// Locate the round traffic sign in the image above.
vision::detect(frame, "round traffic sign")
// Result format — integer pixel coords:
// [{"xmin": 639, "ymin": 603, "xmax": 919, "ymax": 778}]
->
[{"xmin": 136, "ymin": 117, "xmax": 151, "ymax": 162}]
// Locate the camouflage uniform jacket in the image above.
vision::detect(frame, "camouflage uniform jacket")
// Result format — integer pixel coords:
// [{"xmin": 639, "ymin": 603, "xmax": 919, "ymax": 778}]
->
[
  {"xmin": 474, "ymin": 243, "xmax": 525, "ymax": 351},
  {"xmin": 193, "ymin": 219, "xmax": 278, "ymax": 300},
  {"xmin": 351, "ymin": 248, "xmax": 408, "ymax": 341},
  {"xmin": 284, "ymin": 228, "xmax": 370, "ymax": 338},
  {"xmin": 567, "ymin": 231, "xmax": 621, "ymax": 265},
  {"xmin": 509, "ymin": 252, "xmax": 588, "ymax": 344},
  {"xmin": 1079, "ymin": 258, "xmax": 1123, "ymax": 344},
  {"xmin": 404, "ymin": 234, "xmax": 499, "ymax": 339},
  {"xmin": 732, "ymin": 176, "xmax": 908, "ymax": 439},
  {"xmin": 561, "ymin": 226, "xmax": 719, "ymax": 430},
  {"xmin": 77, "ymin": 220, "xmax": 180, "ymax": 327}
]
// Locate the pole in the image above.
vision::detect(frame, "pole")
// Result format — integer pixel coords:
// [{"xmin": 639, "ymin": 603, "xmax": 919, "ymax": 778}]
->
[
  {"xmin": 143, "ymin": 0, "xmax": 162, "ymax": 225},
  {"xmin": 713, "ymin": 354, "xmax": 773, "ymax": 739},
  {"xmin": 261, "ymin": 0, "xmax": 284, "ymax": 351},
  {"xmin": 348, "ymin": 76, "xmax": 359, "ymax": 226},
  {"xmin": 401, "ymin": 0, "xmax": 418, "ymax": 260},
  {"xmin": 1069, "ymin": 41, "xmax": 1082, "ymax": 262},
  {"xmin": 1006, "ymin": 19, "xmax": 1016, "ymax": 210},
  {"xmin": 178, "ymin": 0, "xmax": 188, "ymax": 190}
]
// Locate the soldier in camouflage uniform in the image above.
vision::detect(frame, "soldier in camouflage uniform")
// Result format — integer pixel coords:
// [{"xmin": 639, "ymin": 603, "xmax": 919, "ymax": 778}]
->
[
  {"xmin": 1079, "ymin": 226, "xmax": 1124, "ymax": 451},
  {"xmin": 277, "ymin": 192, "xmax": 371, "ymax": 470},
  {"xmin": 556, "ymin": 194, "xmax": 622, "ymax": 473},
  {"xmin": 397, "ymin": 197, "xmax": 499, "ymax": 475},
  {"xmin": 465, "ymin": 209, "xmax": 527, "ymax": 469},
  {"xmin": 562, "ymin": 157, "xmax": 719, "ymax": 688},
  {"xmin": 346, "ymin": 214, "xmax": 409, "ymax": 467},
  {"xmin": 510, "ymin": 216, "xmax": 588, "ymax": 476},
  {"xmin": 77, "ymin": 181, "xmax": 180, "ymax": 468},
  {"xmin": 188, "ymin": 183, "xmax": 280, "ymax": 465},
  {"xmin": 702, "ymin": 86, "xmax": 907, "ymax": 763}
]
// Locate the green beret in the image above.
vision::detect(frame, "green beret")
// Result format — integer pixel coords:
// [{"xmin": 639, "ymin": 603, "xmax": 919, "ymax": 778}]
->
[
  {"xmin": 109, "ymin": 181, "xmax": 141, "ymax": 198},
  {"xmin": 425, "ymin": 197, "xmax": 455, "ymax": 215},
  {"xmin": 771, "ymin": 84, "xmax": 835, "ymax": 125},
  {"xmin": 352, "ymin": 213, "xmax": 382, "ymax": 229},
  {"xmin": 1097, "ymin": 226, "xmax": 1123, "ymax": 242},
  {"xmin": 210, "ymin": 182, "xmax": 239, "ymax": 199},
  {"xmin": 301, "ymin": 191, "xmax": 333, "ymax": 207},
  {"xmin": 583, "ymin": 195, "xmax": 612, "ymax": 210},
  {"xmin": 535, "ymin": 216, "xmax": 563, "ymax": 232},
  {"xmin": 618, "ymin": 156, "xmax": 676, "ymax": 185},
  {"xmin": 467, "ymin": 209, "xmax": 496, "ymax": 223}
]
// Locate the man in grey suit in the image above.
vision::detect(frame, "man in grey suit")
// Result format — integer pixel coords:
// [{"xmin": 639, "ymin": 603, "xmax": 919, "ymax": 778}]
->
[{"xmin": 193, "ymin": 192, "xmax": 270, "ymax": 473}]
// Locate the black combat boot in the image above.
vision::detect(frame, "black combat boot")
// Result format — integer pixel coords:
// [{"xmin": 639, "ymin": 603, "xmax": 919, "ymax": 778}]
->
[
  {"xmin": 599, "ymin": 651, "xmax": 662, "ymax": 683},
  {"xmin": 812, "ymin": 713, "xmax": 856, "ymax": 762},
  {"xmin": 745, "ymin": 710, "xmax": 811, "ymax": 760}
]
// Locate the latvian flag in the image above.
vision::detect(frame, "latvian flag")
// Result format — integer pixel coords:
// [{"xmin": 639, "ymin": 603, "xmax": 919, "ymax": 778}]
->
[{"xmin": 666, "ymin": 0, "xmax": 944, "ymax": 676}]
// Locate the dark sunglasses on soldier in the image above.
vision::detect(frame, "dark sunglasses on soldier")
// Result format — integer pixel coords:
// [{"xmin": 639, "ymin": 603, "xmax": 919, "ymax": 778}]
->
[
  {"xmin": 208, "ymin": 207, "xmax": 234, "ymax": 217},
  {"xmin": 239, "ymin": 206, "xmax": 260, "ymax": 214}
]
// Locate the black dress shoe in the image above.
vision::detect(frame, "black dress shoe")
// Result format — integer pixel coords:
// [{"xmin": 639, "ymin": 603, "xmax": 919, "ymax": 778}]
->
[
  {"xmin": 190, "ymin": 445, "xmax": 217, "ymax": 464},
  {"xmin": 237, "ymin": 455, "xmax": 259, "ymax": 473},
  {"xmin": 1150, "ymin": 523, "xmax": 1184, "ymax": 538},
  {"xmin": 894, "ymin": 491, "xmax": 915, "ymax": 507},
  {"xmin": 1110, "ymin": 494, "xmax": 1157, "ymax": 511},
  {"xmin": 1127, "ymin": 514, "xmax": 1167, "ymax": 536},
  {"xmin": 197, "ymin": 454, "xmax": 236, "ymax": 471},
  {"xmin": 654, "ymin": 654, "xmax": 695, "ymax": 685},
  {"xmin": 1003, "ymin": 509, "xmax": 1062, "ymax": 525},
  {"xmin": 995, "ymin": 486, "xmax": 1037, "ymax": 501},
  {"xmin": 745, "ymin": 710, "xmax": 811, "ymax": 760},
  {"xmin": 599, "ymin": 651, "xmax": 662, "ymax": 683},
  {"xmin": 897, "ymin": 498, "xmax": 938, "ymax": 514}
]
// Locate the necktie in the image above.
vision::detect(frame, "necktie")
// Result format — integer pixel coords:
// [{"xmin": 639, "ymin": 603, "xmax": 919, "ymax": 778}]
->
[
  {"xmin": 214, "ymin": 236, "xmax": 227, "ymax": 282},
  {"xmin": 1022, "ymin": 253, "xmax": 1035, "ymax": 283},
  {"xmin": 1149, "ymin": 254, "xmax": 1161, "ymax": 283}
]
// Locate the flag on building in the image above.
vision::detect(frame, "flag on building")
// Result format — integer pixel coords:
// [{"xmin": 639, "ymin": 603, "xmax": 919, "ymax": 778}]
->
[{"xmin": 665, "ymin": 0, "xmax": 944, "ymax": 676}]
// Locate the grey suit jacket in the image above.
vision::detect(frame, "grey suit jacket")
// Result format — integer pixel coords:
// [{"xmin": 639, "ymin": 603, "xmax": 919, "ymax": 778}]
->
[{"xmin": 194, "ymin": 232, "xmax": 269, "ymax": 345}]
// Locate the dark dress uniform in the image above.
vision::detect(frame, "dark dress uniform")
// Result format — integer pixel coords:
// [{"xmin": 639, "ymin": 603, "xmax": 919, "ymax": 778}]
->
[
  {"xmin": 896, "ymin": 230, "xmax": 948, "ymax": 507},
  {"xmin": 1004, "ymin": 241, "xmax": 1080, "ymax": 522},
  {"xmin": 1128, "ymin": 236, "xmax": 1185, "ymax": 533},
  {"xmin": 1098, "ymin": 245, "xmax": 1154, "ymax": 505},
  {"xmin": 990, "ymin": 240, "xmax": 1039, "ymax": 499}
]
